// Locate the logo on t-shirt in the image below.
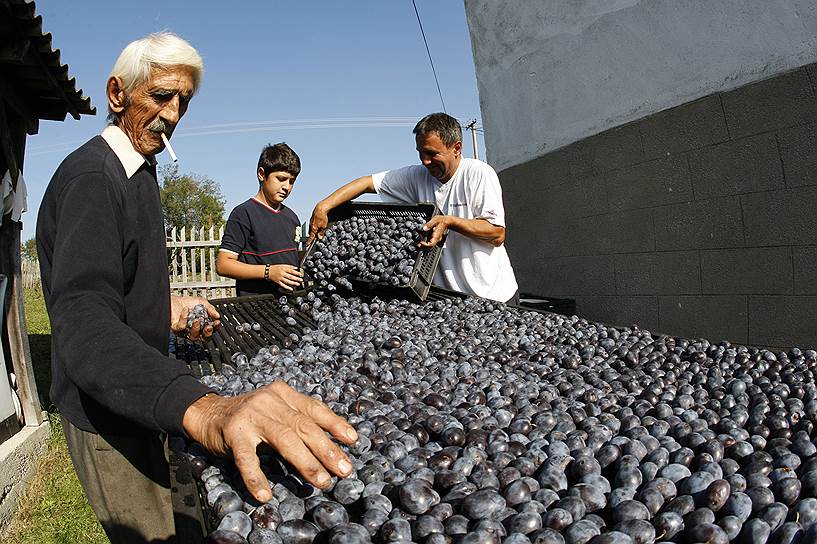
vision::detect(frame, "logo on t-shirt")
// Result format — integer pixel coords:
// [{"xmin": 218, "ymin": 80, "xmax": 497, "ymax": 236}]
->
[{"xmin": 450, "ymin": 202, "xmax": 468, "ymax": 209}]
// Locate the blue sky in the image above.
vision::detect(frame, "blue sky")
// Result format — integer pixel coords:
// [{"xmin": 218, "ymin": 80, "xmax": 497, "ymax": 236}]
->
[{"xmin": 21, "ymin": 1, "xmax": 485, "ymax": 241}]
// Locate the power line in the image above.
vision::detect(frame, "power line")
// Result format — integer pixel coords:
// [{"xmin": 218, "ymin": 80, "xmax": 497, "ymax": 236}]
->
[{"xmin": 412, "ymin": 0, "xmax": 446, "ymax": 113}]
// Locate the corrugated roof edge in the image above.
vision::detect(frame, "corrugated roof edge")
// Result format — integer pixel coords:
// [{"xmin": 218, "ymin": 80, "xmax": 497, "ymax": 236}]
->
[{"xmin": 4, "ymin": 0, "xmax": 96, "ymax": 119}]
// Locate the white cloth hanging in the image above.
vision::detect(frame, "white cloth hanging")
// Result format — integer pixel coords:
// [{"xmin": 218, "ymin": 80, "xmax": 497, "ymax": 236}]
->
[{"xmin": 1, "ymin": 169, "xmax": 27, "ymax": 225}]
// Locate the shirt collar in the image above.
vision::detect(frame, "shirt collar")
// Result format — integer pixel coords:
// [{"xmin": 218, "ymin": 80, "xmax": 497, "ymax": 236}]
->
[{"xmin": 101, "ymin": 125, "xmax": 157, "ymax": 179}]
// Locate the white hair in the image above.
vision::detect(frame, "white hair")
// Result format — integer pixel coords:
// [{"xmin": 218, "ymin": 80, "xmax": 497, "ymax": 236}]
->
[{"xmin": 107, "ymin": 31, "xmax": 204, "ymax": 123}]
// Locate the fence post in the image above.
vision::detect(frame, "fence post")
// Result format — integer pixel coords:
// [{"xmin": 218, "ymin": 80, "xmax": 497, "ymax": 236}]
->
[
  {"xmin": 199, "ymin": 226, "xmax": 206, "ymax": 287},
  {"xmin": 170, "ymin": 227, "xmax": 179, "ymax": 286},
  {"xmin": 180, "ymin": 227, "xmax": 188, "ymax": 296}
]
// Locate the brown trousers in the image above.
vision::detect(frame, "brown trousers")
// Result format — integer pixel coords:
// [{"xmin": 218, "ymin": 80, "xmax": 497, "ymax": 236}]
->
[{"xmin": 61, "ymin": 416, "xmax": 177, "ymax": 543}]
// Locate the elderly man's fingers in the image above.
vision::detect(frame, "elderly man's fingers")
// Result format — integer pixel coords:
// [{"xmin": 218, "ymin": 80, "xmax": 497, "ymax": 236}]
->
[
  {"xmin": 275, "ymin": 384, "xmax": 358, "ymax": 444},
  {"xmin": 232, "ymin": 438, "xmax": 273, "ymax": 502},
  {"xmin": 294, "ymin": 415, "xmax": 354, "ymax": 477},
  {"xmin": 203, "ymin": 301, "xmax": 221, "ymax": 320},
  {"xmin": 187, "ymin": 318, "xmax": 203, "ymax": 340},
  {"xmin": 266, "ymin": 425, "xmax": 333, "ymax": 489},
  {"xmin": 171, "ymin": 306, "xmax": 190, "ymax": 333}
]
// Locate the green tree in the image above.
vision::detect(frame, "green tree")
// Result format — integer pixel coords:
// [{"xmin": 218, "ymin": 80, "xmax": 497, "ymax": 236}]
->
[
  {"xmin": 21, "ymin": 237, "xmax": 38, "ymax": 261},
  {"xmin": 159, "ymin": 164, "xmax": 226, "ymax": 230}
]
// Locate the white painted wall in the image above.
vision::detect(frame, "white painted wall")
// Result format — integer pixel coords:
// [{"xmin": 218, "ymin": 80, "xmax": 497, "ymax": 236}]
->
[{"xmin": 464, "ymin": 0, "xmax": 817, "ymax": 171}]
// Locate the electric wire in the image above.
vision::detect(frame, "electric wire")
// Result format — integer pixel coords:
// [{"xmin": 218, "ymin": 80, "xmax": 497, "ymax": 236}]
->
[{"xmin": 412, "ymin": 0, "xmax": 446, "ymax": 112}]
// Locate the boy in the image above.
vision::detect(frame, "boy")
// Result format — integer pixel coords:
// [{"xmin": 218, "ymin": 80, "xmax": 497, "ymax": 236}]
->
[{"xmin": 217, "ymin": 143, "xmax": 304, "ymax": 295}]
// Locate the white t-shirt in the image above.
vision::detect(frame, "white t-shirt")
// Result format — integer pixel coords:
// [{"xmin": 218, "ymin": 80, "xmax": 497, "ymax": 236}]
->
[{"xmin": 372, "ymin": 158, "xmax": 518, "ymax": 302}]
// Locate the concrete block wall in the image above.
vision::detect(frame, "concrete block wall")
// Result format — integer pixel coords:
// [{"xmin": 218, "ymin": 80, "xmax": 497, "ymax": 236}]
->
[{"xmin": 502, "ymin": 64, "xmax": 817, "ymax": 349}]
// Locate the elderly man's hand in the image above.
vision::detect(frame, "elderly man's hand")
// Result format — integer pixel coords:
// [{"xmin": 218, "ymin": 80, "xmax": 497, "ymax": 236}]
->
[
  {"xmin": 183, "ymin": 382, "xmax": 358, "ymax": 502},
  {"xmin": 307, "ymin": 203, "xmax": 330, "ymax": 245},
  {"xmin": 419, "ymin": 215, "xmax": 454, "ymax": 248},
  {"xmin": 170, "ymin": 295, "xmax": 220, "ymax": 340}
]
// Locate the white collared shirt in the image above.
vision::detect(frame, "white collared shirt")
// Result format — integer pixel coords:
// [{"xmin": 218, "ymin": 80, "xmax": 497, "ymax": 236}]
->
[
  {"xmin": 372, "ymin": 158, "xmax": 519, "ymax": 302},
  {"xmin": 100, "ymin": 125, "xmax": 156, "ymax": 179}
]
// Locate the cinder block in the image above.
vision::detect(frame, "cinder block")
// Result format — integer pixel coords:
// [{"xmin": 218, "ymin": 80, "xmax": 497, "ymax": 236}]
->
[
  {"xmin": 500, "ymin": 149, "xmax": 573, "ymax": 191},
  {"xmin": 589, "ymin": 123, "xmax": 644, "ymax": 174},
  {"xmin": 562, "ymin": 209, "xmax": 655, "ymax": 256},
  {"xmin": 565, "ymin": 139, "xmax": 595, "ymax": 178},
  {"xmin": 573, "ymin": 296, "xmax": 659, "ymax": 331},
  {"xmin": 506, "ymin": 215, "xmax": 553, "ymax": 260},
  {"xmin": 505, "ymin": 215, "xmax": 575, "ymax": 257},
  {"xmin": 808, "ymin": 63, "xmax": 817, "ymax": 93},
  {"xmin": 607, "ymin": 155, "xmax": 693, "ymax": 212},
  {"xmin": 653, "ymin": 197, "xmax": 745, "ymax": 250},
  {"xmin": 639, "ymin": 95, "xmax": 730, "ymax": 158},
  {"xmin": 722, "ymin": 68, "xmax": 817, "ymax": 139},
  {"xmin": 778, "ymin": 123, "xmax": 817, "ymax": 188},
  {"xmin": 689, "ymin": 133, "xmax": 784, "ymax": 199},
  {"xmin": 537, "ymin": 175, "xmax": 608, "ymax": 220},
  {"xmin": 526, "ymin": 255, "xmax": 616, "ymax": 297},
  {"xmin": 615, "ymin": 251, "xmax": 701, "ymax": 295},
  {"xmin": 700, "ymin": 247, "xmax": 793, "ymax": 294},
  {"xmin": 741, "ymin": 186, "xmax": 817, "ymax": 246},
  {"xmin": 659, "ymin": 295, "xmax": 748, "ymax": 344},
  {"xmin": 794, "ymin": 246, "xmax": 817, "ymax": 295},
  {"xmin": 605, "ymin": 209, "xmax": 656, "ymax": 254},
  {"xmin": 749, "ymin": 296, "xmax": 817, "ymax": 349}
]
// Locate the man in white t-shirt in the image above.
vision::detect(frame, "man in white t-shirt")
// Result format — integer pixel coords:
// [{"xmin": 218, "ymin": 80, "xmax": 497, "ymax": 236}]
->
[{"xmin": 309, "ymin": 113, "xmax": 518, "ymax": 302}]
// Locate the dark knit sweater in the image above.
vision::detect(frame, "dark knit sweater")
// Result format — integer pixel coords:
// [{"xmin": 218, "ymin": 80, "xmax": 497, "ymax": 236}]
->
[{"xmin": 36, "ymin": 136, "xmax": 211, "ymax": 435}]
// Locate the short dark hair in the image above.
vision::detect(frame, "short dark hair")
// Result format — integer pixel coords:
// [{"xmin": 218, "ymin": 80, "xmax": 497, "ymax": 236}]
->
[
  {"xmin": 257, "ymin": 142, "xmax": 301, "ymax": 179},
  {"xmin": 413, "ymin": 113, "xmax": 462, "ymax": 147}
]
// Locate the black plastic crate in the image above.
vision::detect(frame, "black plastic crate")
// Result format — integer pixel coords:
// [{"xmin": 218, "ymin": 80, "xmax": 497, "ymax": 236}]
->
[
  {"xmin": 304, "ymin": 201, "xmax": 443, "ymax": 300},
  {"xmin": 518, "ymin": 292, "xmax": 576, "ymax": 316}
]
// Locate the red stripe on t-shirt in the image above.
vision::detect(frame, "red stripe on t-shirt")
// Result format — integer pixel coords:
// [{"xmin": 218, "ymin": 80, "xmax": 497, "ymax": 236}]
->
[
  {"xmin": 241, "ymin": 248, "xmax": 297, "ymax": 257},
  {"xmin": 251, "ymin": 197, "xmax": 282, "ymax": 214}
]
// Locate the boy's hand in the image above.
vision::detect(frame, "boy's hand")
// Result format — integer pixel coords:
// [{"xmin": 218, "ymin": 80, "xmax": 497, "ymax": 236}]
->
[{"xmin": 267, "ymin": 264, "xmax": 304, "ymax": 291}]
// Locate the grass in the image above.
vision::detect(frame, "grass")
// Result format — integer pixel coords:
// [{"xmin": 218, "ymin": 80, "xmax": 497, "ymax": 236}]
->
[{"xmin": 2, "ymin": 288, "xmax": 109, "ymax": 544}]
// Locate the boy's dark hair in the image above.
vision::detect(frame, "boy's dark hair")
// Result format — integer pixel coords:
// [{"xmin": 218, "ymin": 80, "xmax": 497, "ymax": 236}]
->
[
  {"xmin": 413, "ymin": 113, "xmax": 462, "ymax": 147},
  {"xmin": 257, "ymin": 142, "xmax": 301, "ymax": 179}
]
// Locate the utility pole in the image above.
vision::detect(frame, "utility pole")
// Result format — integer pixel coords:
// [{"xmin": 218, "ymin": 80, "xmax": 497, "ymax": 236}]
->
[{"xmin": 465, "ymin": 119, "xmax": 479, "ymax": 160}]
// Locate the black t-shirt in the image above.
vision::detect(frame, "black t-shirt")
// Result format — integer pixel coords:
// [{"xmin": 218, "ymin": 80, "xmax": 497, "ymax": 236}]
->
[{"xmin": 220, "ymin": 198, "xmax": 301, "ymax": 296}]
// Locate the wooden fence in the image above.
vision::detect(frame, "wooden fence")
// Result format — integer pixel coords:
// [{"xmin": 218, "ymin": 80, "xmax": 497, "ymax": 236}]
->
[
  {"xmin": 20, "ymin": 226, "xmax": 237, "ymax": 298},
  {"xmin": 21, "ymin": 259, "xmax": 39, "ymax": 288},
  {"xmin": 167, "ymin": 225, "xmax": 236, "ymax": 298}
]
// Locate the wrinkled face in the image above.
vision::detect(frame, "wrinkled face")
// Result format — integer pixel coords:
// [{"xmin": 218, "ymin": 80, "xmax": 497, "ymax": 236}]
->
[
  {"xmin": 415, "ymin": 132, "xmax": 462, "ymax": 182},
  {"xmin": 112, "ymin": 65, "xmax": 195, "ymax": 156},
  {"xmin": 259, "ymin": 169, "xmax": 297, "ymax": 205}
]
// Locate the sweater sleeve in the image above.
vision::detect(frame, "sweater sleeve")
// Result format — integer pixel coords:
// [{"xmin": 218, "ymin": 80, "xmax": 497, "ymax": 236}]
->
[{"xmin": 46, "ymin": 170, "xmax": 210, "ymax": 434}]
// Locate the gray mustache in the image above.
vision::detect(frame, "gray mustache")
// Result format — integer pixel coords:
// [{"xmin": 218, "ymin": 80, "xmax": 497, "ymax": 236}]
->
[{"xmin": 147, "ymin": 118, "xmax": 173, "ymax": 136}]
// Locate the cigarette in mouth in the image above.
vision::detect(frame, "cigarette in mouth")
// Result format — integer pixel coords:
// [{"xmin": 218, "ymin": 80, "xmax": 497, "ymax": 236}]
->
[{"xmin": 161, "ymin": 132, "xmax": 178, "ymax": 162}]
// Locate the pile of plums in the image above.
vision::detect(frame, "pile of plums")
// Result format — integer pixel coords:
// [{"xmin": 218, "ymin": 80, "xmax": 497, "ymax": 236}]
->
[
  {"xmin": 303, "ymin": 215, "xmax": 428, "ymax": 289},
  {"xmin": 188, "ymin": 292, "xmax": 817, "ymax": 544}
]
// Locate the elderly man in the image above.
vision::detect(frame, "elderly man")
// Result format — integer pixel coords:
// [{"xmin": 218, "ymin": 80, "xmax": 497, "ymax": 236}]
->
[
  {"xmin": 37, "ymin": 32, "xmax": 356, "ymax": 542},
  {"xmin": 309, "ymin": 112, "xmax": 518, "ymax": 303}
]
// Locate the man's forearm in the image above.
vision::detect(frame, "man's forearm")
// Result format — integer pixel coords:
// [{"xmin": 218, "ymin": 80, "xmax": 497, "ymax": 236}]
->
[
  {"xmin": 448, "ymin": 217, "xmax": 506, "ymax": 246},
  {"xmin": 317, "ymin": 176, "xmax": 376, "ymax": 212}
]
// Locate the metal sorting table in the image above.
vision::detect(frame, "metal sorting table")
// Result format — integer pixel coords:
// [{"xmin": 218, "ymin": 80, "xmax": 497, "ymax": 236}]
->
[{"xmin": 169, "ymin": 293, "xmax": 317, "ymax": 376}]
